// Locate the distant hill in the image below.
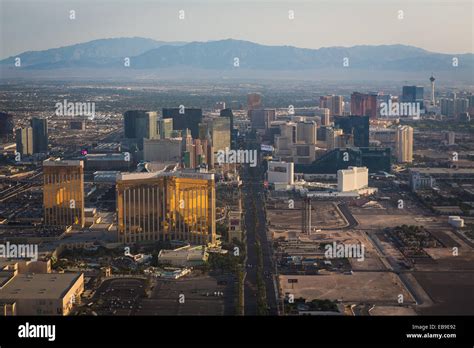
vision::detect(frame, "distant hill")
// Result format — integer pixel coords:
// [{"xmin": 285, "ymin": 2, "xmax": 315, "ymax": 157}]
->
[
  {"xmin": 0, "ymin": 37, "xmax": 186, "ymax": 68},
  {"xmin": 1, "ymin": 38, "xmax": 472, "ymax": 82},
  {"xmin": 132, "ymin": 39, "xmax": 473, "ymax": 72}
]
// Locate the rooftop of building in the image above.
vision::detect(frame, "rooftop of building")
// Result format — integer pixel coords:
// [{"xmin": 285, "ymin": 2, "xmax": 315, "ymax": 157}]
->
[
  {"xmin": 0, "ymin": 273, "xmax": 82, "ymax": 299},
  {"xmin": 338, "ymin": 166, "xmax": 368, "ymax": 174},
  {"xmin": 43, "ymin": 160, "xmax": 83, "ymax": 167},
  {"xmin": 85, "ymin": 153, "xmax": 127, "ymax": 160},
  {"xmin": 117, "ymin": 170, "xmax": 214, "ymax": 182}
]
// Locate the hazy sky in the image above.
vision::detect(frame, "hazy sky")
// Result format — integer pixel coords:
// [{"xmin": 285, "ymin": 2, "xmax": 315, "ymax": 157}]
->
[{"xmin": 0, "ymin": 0, "xmax": 473, "ymax": 59}]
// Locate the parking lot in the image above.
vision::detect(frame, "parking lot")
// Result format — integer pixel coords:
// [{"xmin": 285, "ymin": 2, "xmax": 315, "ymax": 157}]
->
[
  {"xmin": 136, "ymin": 274, "xmax": 234, "ymax": 315},
  {"xmin": 92, "ymin": 278, "xmax": 147, "ymax": 315}
]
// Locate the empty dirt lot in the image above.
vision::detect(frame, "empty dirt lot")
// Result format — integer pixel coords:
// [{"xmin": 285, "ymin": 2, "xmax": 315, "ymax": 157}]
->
[{"xmin": 279, "ymin": 272, "xmax": 415, "ymax": 305}]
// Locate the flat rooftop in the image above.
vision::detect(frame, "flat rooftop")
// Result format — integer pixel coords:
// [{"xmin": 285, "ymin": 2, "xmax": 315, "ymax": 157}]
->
[
  {"xmin": 43, "ymin": 160, "xmax": 83, "ymax": 167},
  {"xmin": 0, "ymin": 273, "xmax": 82, "ymax": 299},
  {"xmin": 86, "ymin": 153, "xmax": 127, "ymax": 160},
  {"xmin": 117, "ymin": 171, "xmax": 214, "ymax": 182}
]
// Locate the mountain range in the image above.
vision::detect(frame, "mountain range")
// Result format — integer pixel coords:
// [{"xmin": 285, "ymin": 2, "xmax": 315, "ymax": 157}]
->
[{"xmin": 1, "ymin": 37, "xmax": 473, "ymax": 81}]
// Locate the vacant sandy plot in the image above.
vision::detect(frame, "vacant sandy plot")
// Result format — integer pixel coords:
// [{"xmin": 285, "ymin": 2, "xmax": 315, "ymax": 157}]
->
[
  {"xmin": 352, "ymin": 203, "xmax": 447, "ymax": 231},
  {"xmin": 268, "ymin": 201, "xmax": 347, "ymax": 231},
  {"xmin": 416, "ymin": 247, "xmax": 474, "ymax": 272},
  {"xmin": 279, "ymin": 272, "xmax": 414, "ymax": 305},
  {"xmin": 353, "ymin": 214, "xmax": 422, "ymax": 228}
]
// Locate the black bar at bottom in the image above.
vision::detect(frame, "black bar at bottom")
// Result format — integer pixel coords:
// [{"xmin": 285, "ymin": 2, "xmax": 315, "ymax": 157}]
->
[{"xmin": 0, "ymin": 316, "xmax": 473, "ymax": 346}]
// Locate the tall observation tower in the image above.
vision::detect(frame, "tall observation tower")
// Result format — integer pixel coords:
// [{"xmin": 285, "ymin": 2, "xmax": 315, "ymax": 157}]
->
[{"xmin": 429, "ymin": 74, "xmax": 436, "ymax": 106}]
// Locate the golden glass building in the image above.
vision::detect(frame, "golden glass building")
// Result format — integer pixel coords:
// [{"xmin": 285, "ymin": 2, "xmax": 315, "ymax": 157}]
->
[
  {"xmin": 43, "ymin": 160, "xmax": 85, "ymax": 227},
  {"xmin": 116, "ymin": 172, "xmax": 216, "ymax": 245},
  {"xmin": 396, "ymin": 125, "xmax": 414, "ymax": 163}
]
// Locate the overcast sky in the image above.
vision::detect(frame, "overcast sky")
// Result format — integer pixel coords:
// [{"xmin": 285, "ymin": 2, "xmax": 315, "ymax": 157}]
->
[{"xmin": 0, "ymin": 0, "xmax": 472, "ymax": 59}]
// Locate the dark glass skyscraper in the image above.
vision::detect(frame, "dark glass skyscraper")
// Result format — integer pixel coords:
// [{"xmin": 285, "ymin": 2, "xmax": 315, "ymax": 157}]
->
[
  {"xmin": 31, "ymin": 117, "xmax": 48, "ymax": 153},
  {"xmin": 0, "ymin": 112, "xmax": 14, "ymax": 142},
  {"xmin": 162, "ymin": 108, "xmax": 202, "ymax": 139},
  {"xmin": 123, "ymin": 110, "xmax": 158, "ymax": 140},
  {"xmin": 123, "ymin": 110, "xmax": 158, "ymax": 152},
  {"xmin": 402, "ymin": 86, "xmax": 424, "ymax": 109},
  {"xmin": 334, "ymin": 115, "xmax": 369, "ymax": 147}
]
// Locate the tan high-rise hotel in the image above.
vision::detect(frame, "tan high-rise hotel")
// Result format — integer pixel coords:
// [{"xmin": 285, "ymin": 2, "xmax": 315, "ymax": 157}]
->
[
  {"xmin": 43, "ymin": 160, "xmax": 85, "ymax": 227},
  {"xmin": 116, "ymin": 172, "xmax": 216, "ymax": 245}
]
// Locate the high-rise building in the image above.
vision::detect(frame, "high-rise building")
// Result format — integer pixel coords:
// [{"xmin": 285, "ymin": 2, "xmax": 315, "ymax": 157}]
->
[
  {"xmin": 124, "ymin": 110, "xmax": 158, "ymax": 140},
  {"xmin": 43, "ymin": 160, "xmax": 85, "ymax": 227},
  {"xmin": 429, "ymin": 75, "xmax": 436, "ymax": 106},
  {"xmin": 273, "ymin": 121, "xmax": 317, "ymax": 164},
  {"xmin": 31, "ymin": 117, "xmax": 48, "ymax": 153},
  {"xmin": 249, "ymin": 109, "xmax": 276, "ymax": 130},
  {"xmin": 319, "ymin": 96, "xmax": 331, "ymax": 111},
  {"xmin": 15, "ymin": 127, "xmax": 33, "ymax": 156},
  {"xmin": 275, "ymin": 122, "xmax": 296, "ymax": 152},
  {"xmin": 162, "ymin": 108, "xmax": 202, "ymax": 139},
  {"xmin": 181, "ymin": 128, "xmax": 213, "ymax": 169},
  {"xmin": 220, "ymin": 108, "xmax": 236, "ymax": 149},
  {"xmin": 468, "ymin": 95, "xmax": 474, "ymax": 110},
  {"xmin": 334, "ymin": 115, "xmax": 369, "ymax": 147},
  {"xmin": 326, "ymin": 128, "xmax": 345, "ymax": 150},
  {"xmin": 402, "ymin": 86, "xmax": 424, "ymax": 110},
  {"xmin": 296, "ymin": 121, "xmax": 317, "ymax": 145},
  {"xmin": 351, "ymin": 92, "xmax": 377, "ymax": 119},
  {"xmin": 116, "ymin": 171, "xmax": 216, "ymax": 245},
  {"xmin": 440, "ymin": 98, "xmax": 456, "ymax": 117},
  {"xmin": 293, "ymin": 143, "xmax": 316, "ymax": 164},
  {"xmin": 204, "ymin": 117, "xmax": 231, "ymax": 153},
  {"xmin": 247, "ymin": 93, "xmax": 262, "ymax": 110},
  {"xmin": 267, "ymin": 161, "xmax": 294, "ymax": 185},
  {"xmin": 334, "ymin": 95, "xmax": 344, "ymax": 116},
  {"xmin": 158, "ymin": 118, "xmax": 173, "ymax": 139},
  {"xmin": 0, "ymin": 112, "xmax": 14, "ymax": 142},
  {"xmin": 440, "ymin": 96, "xmax": 469, "ymax": 118},
  {"xmin": 319, "ymin": 108, "xmax": 331, "ymax": 126},
  {"xmin": 337, "ymin": 166, "xmax": 368, "ymax": 192},
  {"xmin": 455, "ymin": 98, "xmax": 469, "ymax": 116},
  {"xmin": 396, "ymin": 125, "xmax": 413, "ymax": 163},
  {"xmin": 320, "ymin": 95, "xmax": 344, "ymax": 116},
  {"xmin": 182, "ymin": 129, "xmax": 195, "ymax": 168}
]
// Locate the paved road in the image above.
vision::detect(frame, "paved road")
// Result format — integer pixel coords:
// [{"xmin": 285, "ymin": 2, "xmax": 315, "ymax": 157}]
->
[
  {"xmin": 242, "ymin": 138, "xmax": 278, "ymax": 316},
  {"xmin": 337, "ymin": 202, "xmax": 359, "ymax": 229}
]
